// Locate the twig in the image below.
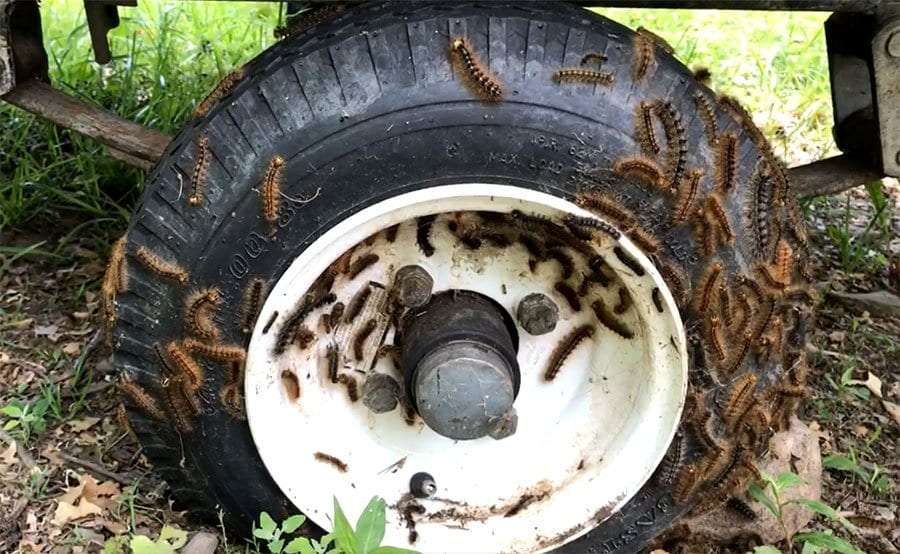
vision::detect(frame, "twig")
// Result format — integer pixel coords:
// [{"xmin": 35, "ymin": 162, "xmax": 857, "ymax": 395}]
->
[
  {"xmin": 57, "ymin": 452, "xmax": 131, "ymax": 485},
  {"xmin": 0, "ymin": 428, "xmax": 35, "ymax": 470}
]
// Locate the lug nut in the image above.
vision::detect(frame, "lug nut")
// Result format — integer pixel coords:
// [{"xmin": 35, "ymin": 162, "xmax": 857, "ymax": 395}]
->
[
  {"xmin": 517, "ymin": 293, "xmax": 559, "ymax": 336},
  {"xmin": 488, "ymin": 408, "xmax": 518, "ymax": 440},
  {"xmin": 394, "ymin": 265, "xmax": 433, "ymax": 308},
  {"xmin": 410, "ymin": 472, "xmax": 437, "ymax": 498},
  {"xmin": 361, "ymin": 373, "xmax": 401, "ymax": 413}
]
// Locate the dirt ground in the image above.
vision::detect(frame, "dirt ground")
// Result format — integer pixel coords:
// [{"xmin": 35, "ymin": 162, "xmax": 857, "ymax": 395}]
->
[{"xmin": 0, "ymin": 181, "xmax": 898, "ymax": 553}]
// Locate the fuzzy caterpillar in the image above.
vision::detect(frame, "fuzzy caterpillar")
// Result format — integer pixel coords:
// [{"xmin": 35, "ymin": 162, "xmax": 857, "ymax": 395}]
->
[{"xmin": 544, "ymin": 325, "xmax": 594, "ymax": 381}]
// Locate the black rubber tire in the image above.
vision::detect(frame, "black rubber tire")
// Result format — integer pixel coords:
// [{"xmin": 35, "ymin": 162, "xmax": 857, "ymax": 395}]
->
[{"xmin": 107, "ymin": 2, "xmax": 814, "ymax": 551}]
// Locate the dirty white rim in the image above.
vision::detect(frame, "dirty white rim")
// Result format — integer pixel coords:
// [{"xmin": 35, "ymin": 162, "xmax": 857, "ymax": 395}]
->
[{"xmin": 246, "ymin": 184, "xmax": 688, "ymax": 553}]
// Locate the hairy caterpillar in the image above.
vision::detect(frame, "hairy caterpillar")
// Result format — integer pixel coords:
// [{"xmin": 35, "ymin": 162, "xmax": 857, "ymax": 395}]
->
[
  {"xmin": 693, "ymin": 208, "xmax": 717, "ymax": 257},
  {"xmin": 314, "ymin": 451, "xmax": 348, "ymax": 472},
  {"xmin": 719, "ymin": 285, "xmax": 734, "ymax": 328},
  {"xmin": 164, "ymin": 342, "xmax": 203, "ymax": 392},
  {"xmin": 716, "ymin": 134, "xmax": 738, "ymax": 193},
  {"xmin": 383, "ymin": 224, "xmax": 400, "ymax": 243},
  {"xmin": 519, "ymin": 233, "xmax": 547, "ymax": 268},
  {"xmin": 345, "ymin": 285, "xmax": 372, "ymax": 324},
  {"xmin": 100, "ymin": 236, "xmax": 128, "ymax": 335},
  {"xmin": 544, "ymin": 325, "xmax": 594, "ymax": 381},
  {"xmin": 416, "ymin": 215, "xmax": 437, "ymax": 257},
  {"xmin": 261, "ymin": 155, "xmax": 284, "ymax": 224},
  {"xmin": 338, "ymin": 373, "xmax": 359, "ymax": 402},
  {"xmin": 657, "ymin": 259, "xmax": 689, "ymax": 307},
  {"xmin": 353, "ymin": 318, "xmax": 377, "ymax": 361},
  {"xmin": 756, "ymin": 264, "xmax": 788, "ymax": 293},
  {"xmin": 134, "ymin": 246, "xmax": 188, "ymax": 283},
  {"xmin": 632, "ymin": 32, "xmax": 655, "ymax": 82},
  {"xmin": 325, "ymin": 343, "xmax": 340, "ymax": 384},
  {"xmin": 547, "ymin": 248, "xmax": 575, "ymax": 280},
  {"xmin": 189, "ymin": 136, "xmax": 210, "ymax": 207},
  {"xmin": 294, "ymin": 325, "xmax": 315, "ymax": 350},
  {"xmin": 613, "ymin": 157, "xmax": 665, "ymax": 189},
  {"xmin": 637, "ymin": 27, "xmax": 675, "ymax": 53},
  {"xmin": 163, "ymin": 377, "xmax": 197, "ymax": 433},
  {"xmin": 672, "ymin": 168, "xmax": 703, "ymax": 225},
  {"xmin": 119, "ymin": 381, "xmax": 166, "ymax": 420},
  {"xmin": 626, "ymin": 225, "xmax": 660, "ymax": 254},
  {"xmin": 484, "ymin": 231, "xmax": 513, "ymax": 248},
  {"xmin": 737, "ymin": 274, "xmax": 765, "ymax": 304},
  {"xmin": 239, "ymin": 278, "xmax": 266, "ymax": 334},
  {"xmin": 184, "ymin": 338, "xmax": 246, "ymax": 363},
  {"xmin": 591, "ymin": 299, "xmax": 634, "ymax": 339},
  {"xmin": 194, "ymin": 67, "xmax": 246, "ymax": 117},
  {"xmin": 613, "ymin": 287, "xmax": 632, "ymax": 315},
  {"xmin": 706, "ymin": 193, "xmax": 735, "ymax": 244},
  {"xmin": 774, "ymin": 239, "xmax": 793, "ymax": 286},
  {"xmin": 655, "ymin": 100, "xmax": 688, "ymax": 191},
  {"xmin": 726, "ymin": 497, "xmax": 758, "ymax": 521},
  {"xmin": 750, "ymin": 163, "xmax": 775, "ymax": 258},
  {"xmin": 652, "ymin": 287, "xmax": 665, "ymax": 313},
  {"xmin": 274, "ymin": 290, "xmax": 335, "ymax": 354},
  {"xmin": 219, "ymin": 381, "xmax": 245, "ymax": 420},
  {"xmin": 450, "ymin": 37, "xmax": 503, "ymax": 100},
  {"xmin": 281, "ymin": 370, "xmax": 300, "ymax": 402},
  {"xmin": 693, "ymin": 66, "xmax": 712, "ymax": 84},
  {"xmin": 685, "ymin": 393, "xmax": 718, "ymax": 452},
  {"xmin": 553, "ymin": 68, "xmax": 614, "ymax": 85},
  {"xmin": 723, "ymin": 373, "xmax": 758, "ymax": 430},
  {"xmin": 657, "ymin": 432, "xmax": 687, "ymax": 485},
  {"xmin": 348, "ymin": 253, "xmax": 379, "ymax": 280},
  {"xmin": 324, "ymin": 302, "xmax": 344, "ymax": 333},
  {"xmin": 695, "ymin": 261, "xmax": 724, "ymax": 313},
  {"xmin": 510, "ymin": 210, "xmax": 593, "ymax": 258},
  {"xmin": 694, "ymin": 92, "xmax": 718, "ymax": 146},
  {"xmin": 707, "ymin": 316, "xmax": 727, "ymax": 362},
  {"xmin": 185, "ymin": 288, "xmax": 220, "ymax": 340},
  {"xmin": 725, "ymin": 332, "xmax": 754, "ymax": 379},
  {"xmin": 576, "ymin": 192, "xmax": 636, "ymax": 228},
  {"xmin": 613, "ymin": 246, "xmax": 645, "ymax": 276},
  {"xmin": 563, "ymin": 214, "xmax": 621, "ymax": 241},
  {"xmin": 554, "ymin": 281, "xmax": 582, "ymax": 312},
  {"xmin": 635, "ymin": 101, "xmax": 660, "ymax": 155}
]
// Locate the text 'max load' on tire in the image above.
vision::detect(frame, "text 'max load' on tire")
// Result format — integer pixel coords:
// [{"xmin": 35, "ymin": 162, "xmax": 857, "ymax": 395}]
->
[{"xmin": 104, "ymin": 2, "xmax": 815, "ymax": 552}]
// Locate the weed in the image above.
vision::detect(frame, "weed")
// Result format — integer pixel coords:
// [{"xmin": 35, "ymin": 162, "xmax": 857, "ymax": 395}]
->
[
  {"xmin": 824, "ymin": 181, "xmax": 891, "ymax": 273},
  {"xmin": 824, "ymin": 447, "xmax": 895, "ymax": 497},
  {"xmin": 1, "ymin": 398, "xmax": 50, "ymax": 444},
  {"xmin": 748, "ymin": 471, "xmax": 863, "ymax": 554}
]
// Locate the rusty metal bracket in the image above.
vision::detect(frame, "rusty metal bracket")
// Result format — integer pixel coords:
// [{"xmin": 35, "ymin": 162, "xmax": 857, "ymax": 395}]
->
[
  {"xmin": 2, "ymin": 79, "xmax": 171, "ymax": 170},
  {"xmin": 84, "ymin": 0, "xmax": 136, "ymax": 65}
]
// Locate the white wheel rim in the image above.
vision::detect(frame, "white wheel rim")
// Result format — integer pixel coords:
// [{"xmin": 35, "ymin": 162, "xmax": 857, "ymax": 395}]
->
[{"xmin": 246, "ymin": 184, "xmax": 688, "ymax": 553}]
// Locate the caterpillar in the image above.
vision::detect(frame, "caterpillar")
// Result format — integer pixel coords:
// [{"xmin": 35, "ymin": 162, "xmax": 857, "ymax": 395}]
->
[
  {"xmin": 716, "ymin": 134, "xmax": 738, "ymax": 193},
  {"xmin": 723, "ymin": 373, "xmax": 758, "ymax": 430},
  {"xmin": 184, "ymin": 338, "xmax": 246, "ymax": 363},
  {"xmin": 672, "ymin": 168, "xmax": 703, "ymax": 225},
  {"xmin": 613, "ymin": 287, "xmax": 632, "ymax": 315},
  {"xmin": 750, "ymin": 163, "xmax": 775, "ymax": 258},
  {"xmin": 657, "ymin": 259, "xmax": 689, "ymax": 307},
  {"xmin": 726, "ymin": 497, "xmax": 758, "ymax": 521},
  {"xmin": 632, "ymin": 32, "xmax": 655, "ymax": 82},
  {"xmin": 652, "ymin": 287, "xmax": 665, "ymax": 313},
  {"xmin": 756, "ymin": 264, "xmax": 788, "ymax": 293},
  {"xmin": 416, "ymin": 215, "xmax": 437, "ymax": 257},
  {"xmin": 626, "ymin": 225, "xmax": 659, "ymax": 254},
  {"xmin": 563, "ymin": 214, "xmax": 621, "ymax": 241},
  {"xmin": 684, "ymin": 393, "xmax": 718, "ymax": 452},
  {"xmin": 737, "ymin": 274, "xmax": 765, "ymax": 304},
  {"xmin": 706, "ymin": 193, "xmax": 735, "ymax": 243},
  {"xmin": 554, "ymin": 281, "xmax": 582, "ymax": 312},
  {"xmin": 707, "ymin": 316, "xmax": 727, "ymax": 362},
  {"xmin": 693, "ymin": 208, "xmax": 717, "ymax": 257},
  {"xmin": 324, "ymin": 302, "xmax": 344, "ymax": 332},
  {"xmin": 613, "ymin": 157, "xmax": 665, "ymax": 189},
  {"xmin": 314, "ymin": 451, "xmax": 348, "ymax": 472},
  {"xmin": 544, "ymin": 324, "xmax": 594, "ymax": 381},
  {"xmin": 655, "ymin": 100, "xmax": 688, "ymax": 191},
  {"xmin": 219, "ymin": 381, "xmax": 245, "ymax": 420},
  {"xmin": 510, "ymin": 210, "xmax": 593, "ymax": 258},
  {"xmin": 673, "ymin": 464, "xmax": 700, "ymax": 502},
  {"xmin": 613, "ymin": 246, "xmax": 645, "ymax": 277},
  {"xmin": 337, "ymin": 374, "xmax": 359, "ymax": 402},
  {"xmin": 695, "ymin": 261, "xmax": 724, "ymax": 313},
  {"xmin": 119, "ymin": 381, "xmax": 166, "ymax": 420},
  {"xmin": 774, "ymin": 239, "xmax": 793, "ymax": 286},
  {"xmin": 194, "ymin": 67, "xmax": 246, "ymax": 117},
  {"xmin": 185, "ymin": 288, "xmax": 220, "ymax": 340},
  {"xmin": 162, "ymin": 377, "xmax": 197, "ymax": 432},
  {"xmin": 656, "ymin": 432, "xmax": 687, "ymax": 485},
  {"xmin": 738, "ymin": 404, "xmax": 772, "ymax": 450},
  {"xmin": 693, "ymin": 66, "xmax": 712, "ymax": 84},
  {"xmin": 576, "ymin": 192, "xmax": 636, "ymax": 228},
  {"xmin": 635, "ymin": 101, "xmax": 660, "ymax": 155},
  {"xmin": 134, "ymin": 246, "xmax": 188, "ymax": 283},
  {"xmin": 294, "ymin": 325, "xmax": 315, "ymax": 350},
  {"xmin": 274, "ymin": 290, "xmax": 335, "ymax": 354},
  {"xmin": 694, "ymin": 92, "xmax": 718, "ymax": 146},
  {"xmin": 353, "ymin": 318, "xmax": 377, "ymax": 361},
  {"xmin": 384, "ymin": 224, "xmax": 399, "ymax": 243},
  {"xmin": 581, "ymin": 52, "xmax": 608, "ymax": 66},
  {"xmin": 450, "ymin": 37, "xmax": 503, "ymax": 101},
  {"xmin": 547, "ymin": 248, "xmax": 574, "ymax": 280},
  {"xmin": 261, "ymin": 155, "xmax": 284, "ymax": 224},
  {"xmin": 281, "ymin": 370, "xmax": 300, "ymax": 402},
  {"xmin": 262, "ymin": 311, "xmax": 278, "ymax": 334},
  {"xmin": 102, "ymin": 235, "xmax": 128, "ymax": 300},
  {"xmin": 165, "ymin": 341, "xmax": 203, "ymax": 392},
  {"xmin": 484, "ymin": 231, "xmax": 512, "ymax": 248},
  {"xmin": 348, "ymin": 253, "xmax": 379, "ymax": 280},
  {"xmin": 345, "ymin": 285, "xmax": 372, "ymax": 324},
  {"xmin": 553, "ymin": 68, "xmax": 614, "ymax": 85},
  {"xmin": 637, "ymin": 27, "xmax": 675, "ymax": 53},
  {"xmin": 719, "ymin": 285, "xmax": 734, "ymax": 328},
  {"xmin": 591, "ymin": 299, "xmax": 634, "ymax": 339},
  {"xmin": 239, "ymin": 278, "xmax": 266, "ymax": 334},
  {"xmin": 519, "ymin": 233, "xmax": 547, "ymax": 266},
  {"xmin": 189, "ymin": 136, "xmax": 210, "ymax": 207},
  {"xmin": 326, "ymin": 343, "xmax": 339, "ymax": 384}
]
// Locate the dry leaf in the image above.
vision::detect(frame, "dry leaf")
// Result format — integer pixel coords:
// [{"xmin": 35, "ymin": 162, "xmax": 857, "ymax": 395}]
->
[
  {"xmin": 883, "ymin": 401, "xmax": 900, "ymax": 426},
  {"xmin": 848, "ymin": 372, "xmax": 883, "ymax": 398},
  {"xmin": 9, "ymin": 318, "xmax": 33, "ymax": 330},
  {"xmin": 68, "ymin": 417, "xmax": 100, "ymax": 433},
  {"xmin": 62, "ymin": 342, "xmax": 81, "ymax": 355},
  {"xmin": 51, "ymin": 474, "xmax": 120, "ymax": 526},
  {"xmin": 1, "ymin": 441, "xmax": 17, "ymax": 466},
  {"xmin": 33, "ymin": 324, "xmax": 60, "ymax": 342}
]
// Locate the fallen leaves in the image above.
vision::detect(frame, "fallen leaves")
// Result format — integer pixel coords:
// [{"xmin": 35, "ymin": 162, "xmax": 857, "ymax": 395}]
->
[
  {"xmin": 883, "ymin": 401, "xmax": 900, "ymax": 427},
  {"xmin": 847, "ymin": 371, "xmax": 883, "ymax": 399},
  {"xmin": 52, "ymin": 474, "xmax": 121, "ymax": 526}
]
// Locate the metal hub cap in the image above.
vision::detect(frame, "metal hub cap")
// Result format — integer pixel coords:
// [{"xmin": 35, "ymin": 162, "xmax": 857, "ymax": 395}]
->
[{"xmin": 245, "ymin": 184, "xmax": 688, "ymax": 553}]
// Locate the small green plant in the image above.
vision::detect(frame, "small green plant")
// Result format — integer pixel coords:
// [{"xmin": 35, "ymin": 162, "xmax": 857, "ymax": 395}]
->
[
  {"xmin": 824, "ymin": 448, "xmax": 895, "ymax": 497},
  {"xmin": 1, "ymin": 398, "xmax": 50, "ymax": 444},
  {"xmin": 253, "ymin": 496, "xmax": 417, "ymax": 554},
  {"xmin": 825, "ymin": 181, "xmax": 891, "ymax": 273},
  {"xmin": 824, "ymin": 364, "xmax": 869, "ymax": 401},
  {"xmin": 748, "ymin": 471, "xmax": 862, "ymax": 554}
]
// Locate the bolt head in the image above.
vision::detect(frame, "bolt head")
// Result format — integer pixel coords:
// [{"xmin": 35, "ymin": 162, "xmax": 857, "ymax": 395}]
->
[
  {"xmin": 410, "ymin": 472, "xmax": 437, "ymax": 498},
  {"xmin": 517, "ymin": 293, "xmax": 559, "ymax": 336},
  {"xmin": 488, "ymin": 408, "xmax": 518, "ymax": 440},
  {"xmin": 361, "ymin": 373, "xmax": 401, "ymax": 414},
  {"xmin": 395, "ymin": 265, "xmax": 433, "ymax": 308}
]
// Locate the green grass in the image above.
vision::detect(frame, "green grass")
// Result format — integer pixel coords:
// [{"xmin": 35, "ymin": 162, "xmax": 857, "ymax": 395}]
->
[{"xmin": 1, "ymin": 4, "xmax": 835, "ymax": 235}]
